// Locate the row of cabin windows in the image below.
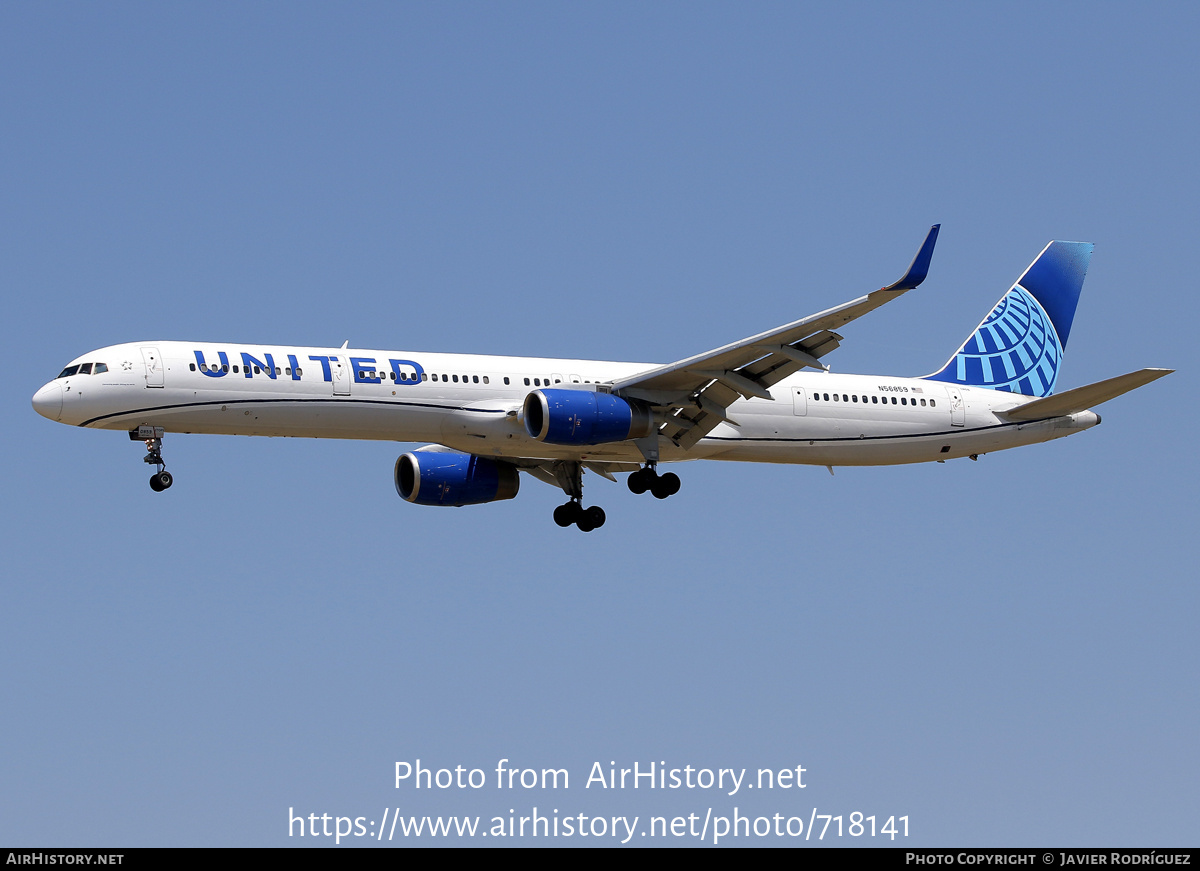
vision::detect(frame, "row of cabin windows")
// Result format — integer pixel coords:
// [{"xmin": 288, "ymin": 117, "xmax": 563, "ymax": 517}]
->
[
  {"xmin": 187, "ymin": 363, "xmax": 597, "ymax": 388},
  {"xmin": 422, "ymin": 373, "xmax": 492, "ymax": 384},
  {"xmin": 428, "ymin": 375, "xmax": 578, "ymax": 387},
  {"xmin": 57, "ymin": 362, "xmax": 109, "ymax": 378},
  {"xmin": 403, "ymin": 375, "xmax": 592, "ymax": 387},
  {"xmin": 399, "ymin": 374, "xmax": 591, "ymax": 386},
  {"xmin": 812, "ymin": 392, "xmax": 936, "ymax": 407},
  {"xmin": 190, "ymin": 363, "xmax": 302, "ymax": 376},
  {"xmin": 361, "ymin": 370, "xmax": 426, "ymax": 381}
]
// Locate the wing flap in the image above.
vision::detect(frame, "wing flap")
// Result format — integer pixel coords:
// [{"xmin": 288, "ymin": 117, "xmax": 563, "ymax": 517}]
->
[{"xmin": 660, "ymin": 379, "xmax": 742, "ymax": 448}]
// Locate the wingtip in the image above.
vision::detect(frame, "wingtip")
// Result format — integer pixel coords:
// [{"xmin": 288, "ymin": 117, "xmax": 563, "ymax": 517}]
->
[{"xmin": 882, "ymin": 224, "xmax": 940, "ymax": 292}]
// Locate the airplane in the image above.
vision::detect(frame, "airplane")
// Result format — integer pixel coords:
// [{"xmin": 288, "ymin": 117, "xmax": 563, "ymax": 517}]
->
[{"xmin": 32, "ymin": 226, "xmax": 1172, "ymax": 531}]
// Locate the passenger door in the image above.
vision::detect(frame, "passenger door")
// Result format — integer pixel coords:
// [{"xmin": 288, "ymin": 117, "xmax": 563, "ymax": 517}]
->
[
  {"xmin": 945, "ymin": 386, "xmax": 965, "ymax": 426},
  {"xmin": 331, "ymin": 355, "xmax": 350, "ymax": 395},
  {"xmin": 140, "ymin": 347, "xmax": 164, "ymax": 388}
]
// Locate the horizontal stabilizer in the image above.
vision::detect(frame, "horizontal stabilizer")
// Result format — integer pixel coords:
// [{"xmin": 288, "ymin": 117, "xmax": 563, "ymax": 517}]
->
[{"xmin": 996, "ymin": 368, "xmax": 1173, "ymax": 421}]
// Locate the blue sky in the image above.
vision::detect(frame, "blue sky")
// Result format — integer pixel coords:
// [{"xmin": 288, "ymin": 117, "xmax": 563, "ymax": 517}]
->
[{"xmin": 2, "ymin": 2, "xmax": 1196, "ymax": 846}]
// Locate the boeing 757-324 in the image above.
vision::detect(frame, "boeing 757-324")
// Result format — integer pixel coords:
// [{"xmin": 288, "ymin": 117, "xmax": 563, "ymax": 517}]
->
[{"xmin": 32, "ymin": 227, "xmax": 1171, "ymax": 530}]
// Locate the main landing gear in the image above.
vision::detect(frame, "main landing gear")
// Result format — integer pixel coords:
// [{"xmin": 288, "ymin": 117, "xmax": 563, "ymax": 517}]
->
[
  {"xmin": 554, "ymin": 500, "xmax": 606, "ymax": 532},
  {"xmin": 627, "ymin": 465, "xmax": 680, "ymax": 499},
  {"xmin": 130, "ymin": 426, "xmax": 173, "ymax": 492},
  {"xmin": 550, "ymin": 460, "xmax": 605, "ymax": 532}
]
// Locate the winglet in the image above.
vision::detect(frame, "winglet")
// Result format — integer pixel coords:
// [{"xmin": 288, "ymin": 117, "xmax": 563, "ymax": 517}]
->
[{"xmin": 881, "ymin": 224, "xmax": 940, "ymax": 292}]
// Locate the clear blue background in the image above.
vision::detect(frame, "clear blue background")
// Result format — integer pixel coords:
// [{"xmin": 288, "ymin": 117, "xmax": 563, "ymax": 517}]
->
[{"xmin": 2, "ymin": 2, "xmax": 1195, "ymax": 846}]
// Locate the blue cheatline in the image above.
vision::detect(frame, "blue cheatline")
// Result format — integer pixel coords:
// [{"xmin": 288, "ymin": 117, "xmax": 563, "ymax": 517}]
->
[{"xmin": 924, "ymin": 241, "xmax": 1093, "ymax": 397}]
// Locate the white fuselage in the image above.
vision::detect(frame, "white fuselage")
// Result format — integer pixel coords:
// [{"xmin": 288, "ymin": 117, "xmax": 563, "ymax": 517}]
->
[{"xmin": 32, "ymin": 340, "xmax": 1099, "ymax": 467}]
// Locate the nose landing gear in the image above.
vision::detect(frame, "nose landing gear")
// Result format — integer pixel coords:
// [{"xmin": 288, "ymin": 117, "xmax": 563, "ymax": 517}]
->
[{"xmin": 130, "ymin": 426, "xmax": 173, "ymax": 492}]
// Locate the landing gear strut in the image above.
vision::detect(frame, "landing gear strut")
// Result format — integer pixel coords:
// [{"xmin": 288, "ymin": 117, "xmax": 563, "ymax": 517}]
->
[
  {"xmin": 130, "ymin": 426, "xmax": 173, "ymax": 492},
  {"xmin": 627, "ymin": 465, "xmax": 680, "ymax": 499},
  {"xmin": 550, "ymin": 461, "xmax": 605, "ymax": 531}
]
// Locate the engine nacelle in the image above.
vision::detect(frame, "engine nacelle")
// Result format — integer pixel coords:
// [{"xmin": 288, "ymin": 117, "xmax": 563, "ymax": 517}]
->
[
  {"xmin": 523, "ymin": 388, "xmax": 655, "ymax": 445},
  {"xmin": 394, "ymin": 451, "xmax": 520, "ymax": 506}
]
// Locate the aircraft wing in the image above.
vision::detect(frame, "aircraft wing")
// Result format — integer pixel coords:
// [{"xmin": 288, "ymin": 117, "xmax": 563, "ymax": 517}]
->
[{"xmin": 611, "ymin": 225, "xmax": 940, "ymax": 448}]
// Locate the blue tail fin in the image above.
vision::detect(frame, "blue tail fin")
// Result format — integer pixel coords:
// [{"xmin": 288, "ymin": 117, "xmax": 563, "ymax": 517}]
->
[{"xmin": 924, "ymin": 241, "xmax": 1093, "ymax": 397}]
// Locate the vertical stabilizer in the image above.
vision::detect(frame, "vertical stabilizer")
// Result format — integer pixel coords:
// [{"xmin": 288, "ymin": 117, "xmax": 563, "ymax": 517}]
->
[{"xmin": 924, "ymin": 241, "xmax": 1093, "ymax": 397}]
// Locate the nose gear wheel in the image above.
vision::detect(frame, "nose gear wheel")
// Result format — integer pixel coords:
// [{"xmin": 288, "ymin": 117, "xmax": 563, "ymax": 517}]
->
[{"xmin": 130, "ymin": 427, "xmax": 173, "ymax": 491}]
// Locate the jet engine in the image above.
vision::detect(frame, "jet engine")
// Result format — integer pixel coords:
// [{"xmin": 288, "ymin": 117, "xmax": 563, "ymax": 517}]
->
[
  {"xmin": 394, "ymin": 451, "xmax": 520, "ymax": 506},
  {"xmin": 523, "ymin": 389, "xmax": 655, "ymax": 445}
]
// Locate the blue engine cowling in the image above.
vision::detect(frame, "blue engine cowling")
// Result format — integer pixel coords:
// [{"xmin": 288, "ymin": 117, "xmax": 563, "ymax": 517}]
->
[
  {"xmin": 394, "ymin": 451, "xmax": 520, "ymax": 506},
  {"xmin": 523, "ymin": 389, "xmax": 655, "ymax": 445}
]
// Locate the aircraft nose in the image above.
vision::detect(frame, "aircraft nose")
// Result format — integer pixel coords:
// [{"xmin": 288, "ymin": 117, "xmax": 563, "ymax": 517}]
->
[{"xmin": 32, "ymin": 382, "xmax": 63, "ymax": 421}]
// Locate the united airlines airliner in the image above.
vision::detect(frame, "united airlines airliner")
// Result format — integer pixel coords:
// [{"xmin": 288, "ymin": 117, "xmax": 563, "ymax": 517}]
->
[{"xmin": 32, "ymin": 227, "xmax": 1171, "ymax": 530}]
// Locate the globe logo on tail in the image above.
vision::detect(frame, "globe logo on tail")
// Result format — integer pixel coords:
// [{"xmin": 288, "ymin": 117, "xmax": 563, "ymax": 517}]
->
[{"xmin": 951, "ymin": 284, "xmax": 1063, "ymax": 396}]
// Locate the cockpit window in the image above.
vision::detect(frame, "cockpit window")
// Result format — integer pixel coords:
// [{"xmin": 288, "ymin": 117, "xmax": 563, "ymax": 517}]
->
[{"xmin": 56, "ymin": 362, "xmax": 109, "ymax": 378}]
